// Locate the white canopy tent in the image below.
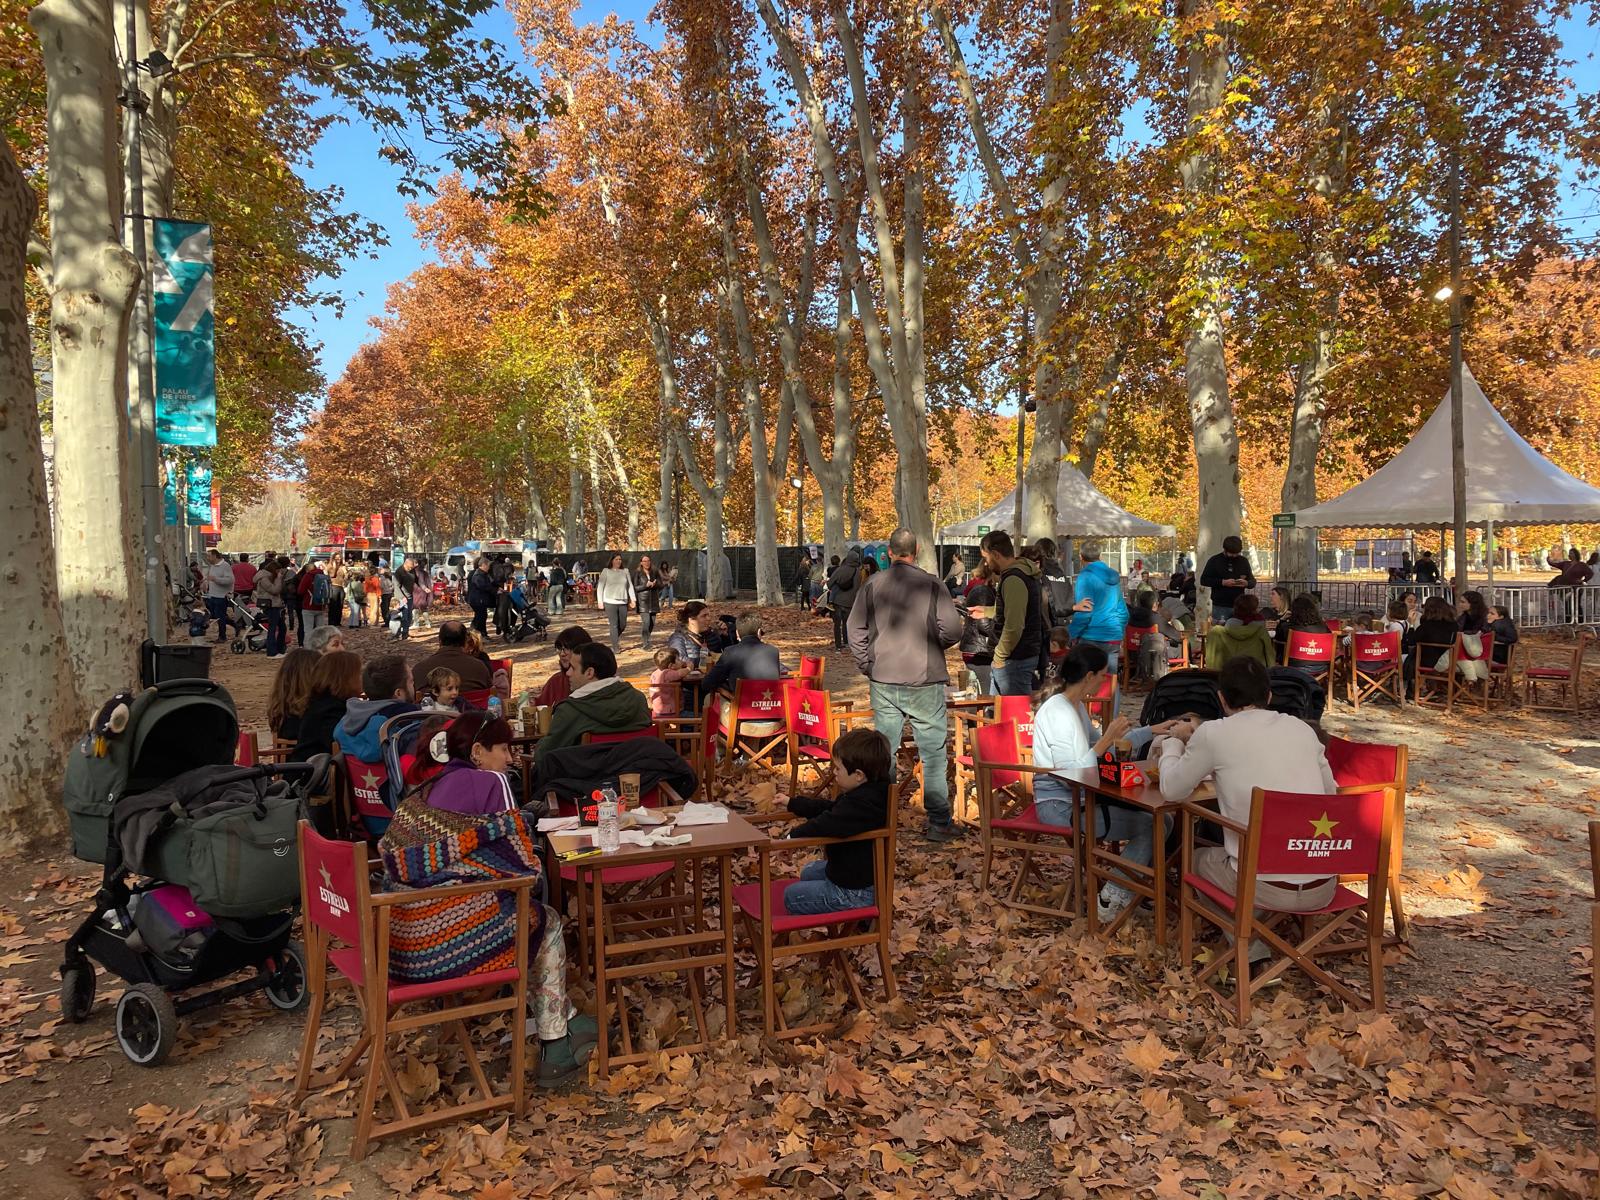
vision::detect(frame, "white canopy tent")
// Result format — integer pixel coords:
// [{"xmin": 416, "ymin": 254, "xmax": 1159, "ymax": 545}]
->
[
  {"xmin": 941, "ymin": 465, "xmax": 1176, "ymax": 541},
  {"xmin": 1292, "ymin": 365, "xmax": 1600, "ymax": 530}
]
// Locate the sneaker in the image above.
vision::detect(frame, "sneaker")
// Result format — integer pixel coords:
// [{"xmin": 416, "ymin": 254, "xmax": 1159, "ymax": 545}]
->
[
  {"xmin": 1096, "ymin": 884, "xmax": 1134, "ymax": 927},
  {"xmin": 537, "ymin": 1034, "xmax": 591, "ymax": 1087},
  {"xmin": 922, "ymin": 822, "xmax": 964, "ymax": 844}
]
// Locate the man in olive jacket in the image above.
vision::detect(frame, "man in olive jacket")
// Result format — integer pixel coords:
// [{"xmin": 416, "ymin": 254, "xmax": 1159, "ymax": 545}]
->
[
  {"xmin": 535, "ymin": 643, "xmax": 652, "ymax": 764},
  {"xmin": 846, "ymin": 528, "xmax": 964, "ymax": 841}
]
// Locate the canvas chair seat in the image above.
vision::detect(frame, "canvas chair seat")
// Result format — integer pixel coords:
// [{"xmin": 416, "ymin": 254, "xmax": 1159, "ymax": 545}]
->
[
  {"xmin": 330, "ymin": 948, "xmax": 521, "ymax": 1005},
  {"xmin": 732, "ymin": 880, "xmax": 880, "ymax": 934},
  {"xmin": 991, "ymin": 803, "xmax": 1073, "ymax": 838},
  {"xmin": 1183, "ymin": 873, "xmax": 1363, "ymax": 917}
]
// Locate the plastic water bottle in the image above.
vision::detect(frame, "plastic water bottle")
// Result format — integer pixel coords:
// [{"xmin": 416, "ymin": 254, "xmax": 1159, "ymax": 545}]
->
[
  {"xmin": 597, "ymin": 788, "xmax": 620, "ymax": 854},
  {"xmin": 487, "ymin": 695, "xmax": 503, "ymax": 721}
]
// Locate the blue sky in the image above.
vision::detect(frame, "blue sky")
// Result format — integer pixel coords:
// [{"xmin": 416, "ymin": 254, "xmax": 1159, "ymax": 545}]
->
[{"xmin": 283, "ymin": 5, "xmax": 1600, "ymax": 395}]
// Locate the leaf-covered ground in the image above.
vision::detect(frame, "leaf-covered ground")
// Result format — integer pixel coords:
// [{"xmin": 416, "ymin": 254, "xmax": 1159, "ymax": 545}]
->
[{"xmin": 0, "ymin": 604, "xmax": 1596, "ymax": 1199}]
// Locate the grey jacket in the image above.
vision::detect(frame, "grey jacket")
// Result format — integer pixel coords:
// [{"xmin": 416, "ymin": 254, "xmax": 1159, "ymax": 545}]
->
[{"xmin": 847, "ymin": 560, "xmax": 962, "ymax": 686}]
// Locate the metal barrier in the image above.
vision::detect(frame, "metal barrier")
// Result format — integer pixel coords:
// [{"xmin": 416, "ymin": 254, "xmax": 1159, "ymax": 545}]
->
[{"xmin": 1256, "ymin": 580, "xmax": 1600, "ymax": 630}]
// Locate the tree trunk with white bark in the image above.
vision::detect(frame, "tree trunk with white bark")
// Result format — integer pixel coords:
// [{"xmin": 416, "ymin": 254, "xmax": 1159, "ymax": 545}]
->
[
  {"xmin": 675, "ymin": 315, "xmax": 734, "ymax": 601},
  {"xmin": 1179, "ymin": 0, "xmax": 1242, "ymax": 620},
  {"xmin": 33, "ymin": 0, "xmax": 145, "ymax": 711},
  {"xmin": 0, "ymin": 131, "xmax": 79, "ymax": 848}
]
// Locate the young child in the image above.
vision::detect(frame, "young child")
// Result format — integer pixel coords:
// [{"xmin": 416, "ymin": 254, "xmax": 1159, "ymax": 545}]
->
[
  {"xmin": 1487, "ymin": 604, "xmax": 1519, "ymax": 664},
  {"xmin": 424, "ymin": 667, "xmax": 461, "ymax": 712},
  {"xmin": 1383, "ymin": 599, "xmax": 1409, "ymax": 636},
  {"xmin": 1047, "ymin": 626, "xmax": 1072, "ymax": 672},
  {"xmin": 781, "ymin": 728, "xmax": 893, "ymax": 916},
  {"xmin": 188, "ymin": 606, "xmax": 210, "ymax": 644},
  {"xmin": 648, "ymin": 647, "xmax": 693, "ymax": 718}
]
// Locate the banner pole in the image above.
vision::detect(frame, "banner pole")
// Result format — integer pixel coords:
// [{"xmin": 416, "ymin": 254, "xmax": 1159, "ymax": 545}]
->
[{"xmin": 120, "ymin": 10, "xmax": 165, "ymax": 642}]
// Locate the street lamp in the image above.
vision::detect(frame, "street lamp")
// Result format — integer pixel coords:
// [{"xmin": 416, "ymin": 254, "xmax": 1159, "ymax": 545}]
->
[{"xmin": 790, "ymin": 475, "xmax": 804, "ymax": 548}]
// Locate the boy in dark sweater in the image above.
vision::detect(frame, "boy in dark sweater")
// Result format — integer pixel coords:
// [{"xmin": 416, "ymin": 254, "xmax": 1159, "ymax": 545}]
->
[{"xmin": 783, "ymin": 728, "xmax": 893, "ymax": 916}]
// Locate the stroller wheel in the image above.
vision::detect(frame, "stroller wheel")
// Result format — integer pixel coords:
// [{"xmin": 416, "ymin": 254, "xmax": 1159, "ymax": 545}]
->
[
  {"xmin": 115, "ymin": 983, "xmax": 177, "ymax": 1066},
  {"xmin": 231, "ymin": 638, "xmax": 246, "ymax": 655},
  {"xmin": 60, "ymin": 963, "xmax": 96, "ymax": 1023},
  {"xmin": 263, "ymin": 941, "xmax": 309, "ymax": 1011}
]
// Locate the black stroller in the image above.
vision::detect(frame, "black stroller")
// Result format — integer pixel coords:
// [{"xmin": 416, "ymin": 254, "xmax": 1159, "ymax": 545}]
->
[
  {"xmin": 505, "ymin": 601, "xmax": 550, "ymax": 643},
  {"xmin": 61, "ymin": 678, "xmax": 324, "ymax": 1065},
  {"xmin": 1139, "ymin": 665, "xmax": 1325, "ymax": 725}
]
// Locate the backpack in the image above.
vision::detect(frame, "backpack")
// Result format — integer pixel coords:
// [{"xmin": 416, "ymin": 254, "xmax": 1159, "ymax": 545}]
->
[{"xmin": 310, "ymin": 570, "xmax": 331, "ymax": 606}]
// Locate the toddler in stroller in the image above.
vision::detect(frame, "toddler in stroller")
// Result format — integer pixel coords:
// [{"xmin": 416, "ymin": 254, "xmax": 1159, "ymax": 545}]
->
[{"xmin": 61, "ymin": 679, "xmax": 328, "ymax": 1065}]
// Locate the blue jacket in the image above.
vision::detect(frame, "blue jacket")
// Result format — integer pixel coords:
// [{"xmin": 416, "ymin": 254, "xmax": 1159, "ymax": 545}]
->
[
  {"xmin": 1066, "ymin": 561, "xmax": 1129, "ymax": 643},
  {"xmin": 335, "ymin": 698, "xmax": 419, "ymax": 765}
]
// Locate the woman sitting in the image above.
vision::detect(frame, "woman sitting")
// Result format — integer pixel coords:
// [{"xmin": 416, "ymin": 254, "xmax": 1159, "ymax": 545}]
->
[
  {"xmin": 1406, "ymin": 596, "xmax": 1469, "ymax": 690},
  {"xmin": 290, "ymin": 650, "xmax": 362, "ymax": 762},
  {"xmin": 666, "ymin": 600, "xmax": 717, "ymax": 671},
  {"xmin": 266, "ymin": 647, "xmax": 319, "ymax": 745},
  {"xmin": 1275, "ymin": 594, "xmax": 1331, "ymax": 664},
  {"xmin": 1204, "ymin": 594, "xmax": 1275, "ymax": 669},
  {"xmin": 380, "ymin": 711, "xmax": 597, "ymax": 1086},
  {"xmin": 1457, "ymin": 589, "xmax": 1491, "ymax": 635},
  {"xmin": 1487, "ymin": 604, "xmax": 1519, "ymax": 664}
]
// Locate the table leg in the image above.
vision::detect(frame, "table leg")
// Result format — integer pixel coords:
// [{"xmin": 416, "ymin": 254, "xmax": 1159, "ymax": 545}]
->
[
  {"xmin": 720, "ymin": 852, "xmax": 736, "ymax": 1040},
  {"xmin": 1152, "ymin": 808, "xmax": 1169, "ymax": 949},
  {"xmin": 1078, "ymin": 783, "xmax": 1096, "ymax": 931},
  {"xmin": 589, "ymin": 864, "xmax": 609, "ymax": 1077}
]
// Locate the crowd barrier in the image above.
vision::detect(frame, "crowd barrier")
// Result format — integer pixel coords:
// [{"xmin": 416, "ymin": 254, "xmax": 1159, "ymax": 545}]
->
[{"xmin": 1256, "ymin": 580, "xmax": 1600, "ymax": 630}]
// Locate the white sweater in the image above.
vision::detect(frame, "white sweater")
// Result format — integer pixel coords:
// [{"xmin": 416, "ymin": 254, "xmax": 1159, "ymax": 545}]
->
[
  {"xmin": 596, "ymin": 567, "xmax": 636, "ymax": 607},
  {"xmin": 1031, "ymin": 694, "xmax": 1097, "ymax": 774},
  {"xmin": 1157, "ymin": 707, "xmax": 1336, "ymax": 882}
]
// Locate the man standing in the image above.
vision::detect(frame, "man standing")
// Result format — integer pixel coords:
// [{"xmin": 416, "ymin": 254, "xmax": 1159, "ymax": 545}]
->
[
  {"xmin": 547, "ymin": 560, "xmax": 568, "ymax": 616},
  {"xmin": 978, "ymin": 530, "xmax": 1048, "ymax": 696},
  {"xmin": 1066, "ymin": 543, "xmax": 1130, "ymax": 672},
  {"xmin": 203, "ymin": 549, "xmax": 236, "ymax": 643},
  {"xmin": 1198, "ymin": 535, "xmax": 1255, "ymax": 623},
  {"xmin": 230, "ymin": 553, "xmax": 258, "ymax": 605},
  {"xmin": 393, "ymin": 556, "xmax": 418, "ymax": 641},
  {"xmin": 847, "ymin": 528, "xmax": 963, "ymax": 842}
]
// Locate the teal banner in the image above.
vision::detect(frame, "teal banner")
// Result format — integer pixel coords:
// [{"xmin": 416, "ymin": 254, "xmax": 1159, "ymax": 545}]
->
[
  {"xmin": 185, "ymin": 462, "xmax": 212, "ymax": 525},
  {"xmin": 163, "ymin": 465, "xmax": 178, "ymax": 525},
  {"xmin": 152, "ymin": 219, "xmax": 216, "ymax": 447}
]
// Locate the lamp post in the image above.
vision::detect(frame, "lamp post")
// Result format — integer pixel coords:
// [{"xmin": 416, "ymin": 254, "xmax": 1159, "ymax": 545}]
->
[{"xmin": 790, "ymin": 474, "xmax": 804, "ymax": 548}]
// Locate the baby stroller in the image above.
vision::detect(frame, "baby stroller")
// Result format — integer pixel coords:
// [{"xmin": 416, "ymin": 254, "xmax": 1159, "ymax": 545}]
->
[
  {"xmin": 60, "ymin": 678, "xmax": 325, "ymax": 1066},
  {"xmin": 1140, "ymin": 668, "xmax": 1225, "ymax": 726},
  {"xmin": 1266, "ymin": 665, "xmax": 1327, "ymax": 722},
  {"xmin": 225, "ymin": 595, "xmax": 268, "ymax": 655},
  {"xmin": 505, "ymin": 601, "xmax": 550, "ymax": 643}
]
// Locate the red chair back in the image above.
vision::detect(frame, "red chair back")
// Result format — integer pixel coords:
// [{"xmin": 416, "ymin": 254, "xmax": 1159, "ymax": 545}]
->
[
  {"xmin": 236, "ymin": 730, "xmax": 259, "ymax": 766},
  {"xmin": 1285, "ymin": 631, "xmax": 1336, "ymax": 666},
  {"xmin": 1123, "ymin": 625, "xmax": 1157, "ymax": 657},
  {"xmin": 1325, "ymin": 736, "xmax": 1402, "ymax": 790},
  {"xmin": 973, "ymin": 719, "xmax": 1023, "ymax": 790},
  {"xmin": 299, "ymin": 822, "xmax": 366, "ymax": 947},
  {"xmin": 994, "ymin": 694, "xmax": 1035, "ymax": 749},
  {"xmin": 784, "ymin": 685, "xmax": 832, "ymax": 751},
  {"xmin": 489, "ymin": 657, "xmax": 512, "ymax": 690},
  {"xmin": 798, "ymin": 654, "xmax": 824, "ymax": 682},
  {"xmin": 1351, "ymin": 631, "xmax": 1401, "ymax": 669},
  {"xmin": 460, "ymin": 687, "xmax": 493, "ymax": 711},
  {"xmin": 704, "ymin": 693, "xmax": 724, "ymax": 755},
  {"xmin": 1252, "ymin": 788, "xmax": 1386, "ymax": 878},
  {"xmin": 1325, "ymin": 619, "xmax": 1344, "ymax": 634},
  {"xmin": 345, "ymin": 755, "xmax": 393, "ymax": 825},
  {"xmin": 731, "ymin": 678, "xmax": 786, "ymax": 722},
  {"xmin": 1458, "ymin": 631, "xmax": 1494, "ymax": 663}
]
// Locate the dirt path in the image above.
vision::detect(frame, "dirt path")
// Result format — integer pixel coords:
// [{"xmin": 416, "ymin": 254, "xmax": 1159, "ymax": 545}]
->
[{"xmin": 0, "ymin": 604, "xmax": 1595, "ymax": 1197}]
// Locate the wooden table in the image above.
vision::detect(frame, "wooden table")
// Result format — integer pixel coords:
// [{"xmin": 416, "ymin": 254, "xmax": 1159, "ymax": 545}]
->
[
  {"xmin": 1056, "ymin": 765, "xmax": 1215, "ymax": 948},
  {"xmin": 550, "ymin": 810, "xmax": 769, "ymax": 1077}
]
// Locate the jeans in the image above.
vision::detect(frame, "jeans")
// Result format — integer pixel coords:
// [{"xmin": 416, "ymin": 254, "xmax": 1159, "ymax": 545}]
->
[
  {"xmin": 380, "ymin": 594, "xmax": 391, "ymax": 624},
  {"xmin": 870, "ymin": 680, "xmax": 951, "ymax": 827},
  {"xmin": 204, "ymin": 596, "xmax": 232, "ymax": 640},
  {"xmin": 605, "ymin": 602, "xmax": 628, "ymax": 649},
  {"xmin": 783, "ymin": 859, "xmax": 876, "ymax": 916},
  {"xmin": 1212, "ymin": 605, "xmax": 1234, "ymax": 625},
  {"xmin": 396, "ymin": 599, "xmax": 412, "ymax": 639},
  {"xmin": 640, "ymin": 608, "xmax": 657, "ymax": 647},
  {"xmin": 304, "ymin": 609, "xmax": 327, "ymax": 634},
  {"xmin": 661, "ymin": 582, "xmax": 675, "ymax": 607},
  {"xmin": 832, "ymin": 608, "xmax": 849, "ymax": 649},
  {"xmin": 549, "ymin": 584, "xmax": 565, "ymax": 615},
  {"xmin": 288, "ymin": 604, "xmax": 303, "ymax": 644},
  {"xmin": 990, "ymin": 660, "xmax": 1034, "ymax": 696},
  {"xmin": 263, "ymin": 606, "xmax": 285, "ymax": 656}
]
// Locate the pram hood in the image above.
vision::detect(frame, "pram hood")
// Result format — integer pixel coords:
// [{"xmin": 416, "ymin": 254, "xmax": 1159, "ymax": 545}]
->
[{"xmin": 65, "ymin": 680, "xmax": 239, "ymax": 863}]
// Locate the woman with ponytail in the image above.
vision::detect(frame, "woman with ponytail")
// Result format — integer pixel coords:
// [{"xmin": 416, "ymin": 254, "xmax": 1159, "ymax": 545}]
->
[{"xmin": 1030, "ymin": 644, "xmax": 1168, "ymax": 926}]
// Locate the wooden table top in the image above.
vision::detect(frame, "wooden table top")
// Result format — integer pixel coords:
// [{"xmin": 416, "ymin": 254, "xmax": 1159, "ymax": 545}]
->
[
  {"xmin": 548, "ymin": 807, "xmax": 770, "ymax": 866},
  {"xmin": 1055, "ymin": 764, "xmax": 1216, "ymax": 812}
]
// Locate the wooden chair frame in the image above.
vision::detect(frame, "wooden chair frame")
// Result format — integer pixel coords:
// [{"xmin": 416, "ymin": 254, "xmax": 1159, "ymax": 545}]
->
[
  {"xmin": 735, "ymin": 790, "xmax": 899, "ymax": 1039},
  {"xmin": 1328, "ymin": 737, "xmax": 1411, "ymax": 944},
  {"xmin": 973, "ymin": 721, "xmax": 1078, "ymax": 921},
  {"xmin": 292, "ymin": 822, "xmax": 534, "ymax": 1161},
  {"xmin": 782, "ymin": 687, "xmax": 871, "ymax": 797},
  {"xmin": 719, "ymin": 679, "xmax": 790, "ymax": 776},
  {"xmin": 1522, "ymin": 631, "xmax": 1589, "ymax": 713},
  {"xmin": 1346, "ymin": 632, "xmax": 1405, "ymax": 710},
  {"xmin": 949, "ymin": 703, "xmax": 996, "ymax": 823},
  {"xmin": 1177, "ymin": 787, "xmax": 1393, "ymax": 1025}
]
